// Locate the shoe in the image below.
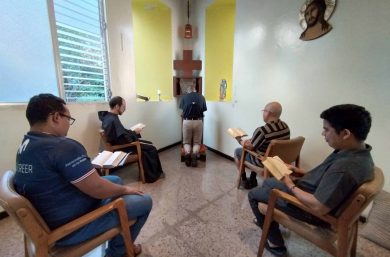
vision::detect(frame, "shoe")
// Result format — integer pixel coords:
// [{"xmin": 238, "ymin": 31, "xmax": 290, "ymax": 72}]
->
[
  {"xmin": 249, "ymin": 178, "xmax": 258, "ymax": 188},
  {"xmin": 253, "ymin": 218, "xmax": 261, "ymax": 227},
  {"xmin": 265, "ymin": 242, "xmax": 287, "ymax": 257},
  {"xmin": 184, "ymin": 154, "xmax": 191, "ymax": 167},
  {"xmin": 191, "ymin": 154, "xmax": 198, "ymax": 167},
  {"xmin": 244, "ymin": 179, "xmax": 257, "ymax": 189},
  {"xmin": 240, "ymin": 179, "xmax": 250, "ymax": 189}
]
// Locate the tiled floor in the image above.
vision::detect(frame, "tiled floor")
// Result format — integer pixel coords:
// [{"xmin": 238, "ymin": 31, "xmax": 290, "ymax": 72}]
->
[{"xmin": 0, "ymin": 146, "xmax": 388, "ymax": 257}]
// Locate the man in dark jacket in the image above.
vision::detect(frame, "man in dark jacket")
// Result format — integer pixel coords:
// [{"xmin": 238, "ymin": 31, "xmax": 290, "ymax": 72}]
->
[{"xmin": 99, "ymin": 96, "xmax": 164, "ymax": 183}]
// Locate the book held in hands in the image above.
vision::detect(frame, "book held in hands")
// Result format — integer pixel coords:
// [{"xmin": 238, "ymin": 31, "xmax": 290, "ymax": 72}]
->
[
  {"xmin": 227, "ymin": 128, "xmax": 248, "ymax": 138},
  {"xmin": 130, "ymin": 123, "xmax": 146, "ymax": 131},
  {"xmin": 92, "ymin": 150, "xmax": 129, "ymax": 169},
  {"xmin": 261, "ymin": 156, "xmax": 292, "ymax": 180}
]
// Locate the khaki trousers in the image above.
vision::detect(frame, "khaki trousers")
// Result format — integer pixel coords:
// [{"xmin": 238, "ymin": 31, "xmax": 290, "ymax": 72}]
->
[{"xmin": 182, "ymin": 120, "xmax": 203, "ymax": 154}]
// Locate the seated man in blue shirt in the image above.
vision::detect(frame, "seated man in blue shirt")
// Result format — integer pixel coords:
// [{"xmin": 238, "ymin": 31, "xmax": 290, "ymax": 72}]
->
[
  {"xmin": 14, "ymin": 93, "xmax": 151, "ymax": 257},
  {"xmin": 248, "ymin": 104, "xmax": 374, "ymax": 257}
]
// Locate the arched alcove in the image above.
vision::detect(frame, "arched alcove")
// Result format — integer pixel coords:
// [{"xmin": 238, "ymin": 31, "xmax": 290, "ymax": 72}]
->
[
  {"xmin": 132, "ymin": 0, "xmax": 172, "ymax": 101},
  {"xmin": 204, "ymin": 0, "xmax": 236, "ymax": 102}
]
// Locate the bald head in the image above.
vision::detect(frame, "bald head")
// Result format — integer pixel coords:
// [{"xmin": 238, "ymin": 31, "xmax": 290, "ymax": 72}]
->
[{"xmin": 263, "ymin": 101, "xmax": 282, "ymax": 122}]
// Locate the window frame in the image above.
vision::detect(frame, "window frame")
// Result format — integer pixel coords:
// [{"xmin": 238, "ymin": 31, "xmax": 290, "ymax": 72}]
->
[{"xmin": 47, "ymin": 0, "xmax": 111, "ymax": 103}]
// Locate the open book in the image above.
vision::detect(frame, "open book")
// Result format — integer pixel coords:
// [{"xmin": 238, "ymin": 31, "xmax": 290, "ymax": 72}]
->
[
  {"xmin": 91, "ymin": 150, "xmax": 129, "ymax": 169},
  {"xmin": 227, "ymin": 128, "xmax": 248, "ymax": 138},
  {"xmin": 130, "ymin": 123, "xmax": 146, "ymax": 131},
  {"xmin": 261, "ymin": 156, "xmax": 292, "ymax": 180}
]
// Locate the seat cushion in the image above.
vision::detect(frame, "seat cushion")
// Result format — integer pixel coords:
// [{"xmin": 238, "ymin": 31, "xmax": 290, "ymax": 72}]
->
[{"xmin": 360, "ymin": 190, "xmax": 390, "ymax": 250}]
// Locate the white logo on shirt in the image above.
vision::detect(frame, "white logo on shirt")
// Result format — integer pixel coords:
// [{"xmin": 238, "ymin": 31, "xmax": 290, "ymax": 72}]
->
[{"xmin": 18, "ymin": 139, "xmax": 30, "ymax": 154}]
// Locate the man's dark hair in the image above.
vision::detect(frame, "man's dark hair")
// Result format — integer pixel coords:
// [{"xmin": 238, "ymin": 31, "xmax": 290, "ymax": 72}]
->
[
  {"xmin": 320, "ymin": 104, "xmax": 372, "ymax": 141},
  {"xmin": 109, "ymin": 96, "xmax": 124, "ymax": 109},
  {"xmin": 26, "ymin": 94, "xmax": 66, "ymax": 126}
]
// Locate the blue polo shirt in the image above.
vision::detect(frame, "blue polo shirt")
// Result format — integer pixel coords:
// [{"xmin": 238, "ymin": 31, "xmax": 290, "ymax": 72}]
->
[
  {"xmin": 179, "ymin": 92, "xmax": 207, "ymax": 119},
  {"xmin": 14, "ymin": 132, "xmax": 99, "ymax": 229}
]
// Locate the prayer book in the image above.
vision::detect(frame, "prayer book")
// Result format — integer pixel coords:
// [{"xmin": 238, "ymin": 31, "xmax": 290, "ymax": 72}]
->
[
  {"xmin": 227, "ymin": 128, "xmax": 248, "ymax": 138},
  {"xmin": 261, "ymin": 156, "xmax": 292, "ymax": 180},
  {"xmin": 130, "ymin": 123, "xmax": 146, "ymax": 131},
  {"xmin": 92, "ymin": 150, "xmax": 129, "ymax": 169}
]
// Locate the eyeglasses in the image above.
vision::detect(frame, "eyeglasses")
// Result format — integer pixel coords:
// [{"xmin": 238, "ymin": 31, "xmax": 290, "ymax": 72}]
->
[
  {"xmin": 59, "ymin": 113, "xmax": 76, "ymax": 125},
  {"xmin": 262, "ymin": 109, "xmax": 274, "ymax": 114}
]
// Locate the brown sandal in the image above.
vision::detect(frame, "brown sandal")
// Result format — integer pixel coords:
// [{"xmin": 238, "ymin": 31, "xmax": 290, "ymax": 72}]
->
[
  {"xmin": 105, "ymin": 244, "xmax": 142, "ymax": 257},
  {"xmin": 134, "ymin": 244, "xmax": 142, "ymax": 256}
]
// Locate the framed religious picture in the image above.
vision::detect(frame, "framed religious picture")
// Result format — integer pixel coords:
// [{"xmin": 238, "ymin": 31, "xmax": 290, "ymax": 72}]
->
[
  {"xmin": 180, "ymin": 78, "xmax": 196, "ymax": 94},
  {"xmin": 299, "ymin": 0, "xmax": 336, "ymax": 41},
  {"xmin": 173, "ymin": 77, "xmax": 202, "ymax": 96}
]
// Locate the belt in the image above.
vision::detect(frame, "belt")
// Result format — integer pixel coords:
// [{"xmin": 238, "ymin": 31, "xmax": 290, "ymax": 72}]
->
[{"xmin": 183, "ymin": 118, "xmax": 202, "ymax": 120}]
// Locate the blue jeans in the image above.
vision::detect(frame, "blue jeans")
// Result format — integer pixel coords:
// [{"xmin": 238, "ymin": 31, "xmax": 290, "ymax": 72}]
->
[
  {"xmin": 57, "ymin": 175, "xmax": 152, "ymax": 257},
  {"xmin": 248, "ymin": 178, "xmax": 328, "ymax": 246}
]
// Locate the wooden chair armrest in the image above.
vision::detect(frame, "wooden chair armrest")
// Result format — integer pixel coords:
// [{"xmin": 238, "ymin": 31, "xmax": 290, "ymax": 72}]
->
[
  {"xmin": 269, "ymin": 189, "xmax": 337, "ymax": 225},
  {"xmin": 111, "ymin": 141, "xmax": 140, "ymax": 151},
  {"xmin": 48, "ymin": 198, "xmax": 129, "ymax": 244},
  {"xmin": 244, "ymin": 148, "xmax": 266, "ymax": 163},
  {"xmin": 244, "ymin": 149, "xmax": 259, "ymax": 157},
  {"xmin": 291, "ymin": 172, "xmax": 305, "ymax": 178}
]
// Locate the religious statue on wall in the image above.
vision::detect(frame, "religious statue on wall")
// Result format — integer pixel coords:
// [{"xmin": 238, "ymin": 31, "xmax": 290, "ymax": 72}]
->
[
  {"xmin": 219, "ymin": 79, "xmax": 227, "ymax": 101},
  {"xmin": 299, "ymin": 0, "xmax": 336, "ymax": 41}
]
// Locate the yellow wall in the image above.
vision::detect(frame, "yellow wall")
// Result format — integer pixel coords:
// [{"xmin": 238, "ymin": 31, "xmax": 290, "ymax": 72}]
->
[
  {"xmin": 205, "ymin": 0, "xmax": 235, "ymax": 101},
  {"xmin": 132, "ymin": 0, "xmax": 172, "ymax": 101}
]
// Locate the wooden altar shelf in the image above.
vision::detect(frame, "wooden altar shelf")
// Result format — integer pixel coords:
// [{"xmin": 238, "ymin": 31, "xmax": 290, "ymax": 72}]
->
[{"xmin": 173, "ymin": 77, "xmax": 202, "ymax": 96}]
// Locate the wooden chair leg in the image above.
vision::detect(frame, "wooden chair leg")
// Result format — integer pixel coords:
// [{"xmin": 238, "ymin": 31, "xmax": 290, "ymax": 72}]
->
[
  {"xmin": 257, "ymin": 203, "xmax": 275, "ymax": 257},
  {"xmin": 24, "ymin": 236, "xmax": 30, "ymax": 257},
  {"xmin": 135, "ymin": 143, "xmax": 145, "ymax": 183},
  {"xmin": 237, "ymin": 150, "xmax": 247, "ymax": 188},
  {"xmin": 117, "ymin": 200, "xmax": 135, "ymax": 257},
  {"xmin": 138, "ymin": 160, "xmax": 145, "ymax": 184},
  {"xmin": 337, "ymin": 227, "xmax": 350, "ymax": 257},
  {"xmin": 350, "ymin": 223, "xmax": 358, "ymax": 257}
]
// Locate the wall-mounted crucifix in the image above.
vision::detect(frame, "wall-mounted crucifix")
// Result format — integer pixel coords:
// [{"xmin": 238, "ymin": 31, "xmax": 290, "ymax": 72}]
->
[
  {"xmin": 173, "ymin": 50, "xmax": 202, "ymax": 96},
  {"xmin": 174, "ymin": 50, "xmax": 201, "ymax": 78}
]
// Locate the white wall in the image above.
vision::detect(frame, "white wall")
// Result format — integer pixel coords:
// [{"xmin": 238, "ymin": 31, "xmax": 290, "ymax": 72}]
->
[{"xmin": 198, "ymin": 0, "xmax": 390, "ymax": 190}]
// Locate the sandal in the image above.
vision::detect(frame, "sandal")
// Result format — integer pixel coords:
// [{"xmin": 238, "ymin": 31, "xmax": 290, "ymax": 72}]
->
[{"xmin": 134, "ymin": 244, "xmax": 142, "ymax": 256}]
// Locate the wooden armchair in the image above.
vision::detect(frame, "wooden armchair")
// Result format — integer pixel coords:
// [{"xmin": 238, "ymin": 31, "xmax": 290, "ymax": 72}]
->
[
  {"xmin": 0, "ymin": 170, "xmax": 137, "ymax": 257},
  {"xmin": 237, "ymin": 136, "xmax": 305, "ymax": 188},
  {"xmin": 99, "ymin": 129, "xmax": 145, "ymax": 183},
  {"xmin": 257, "ymin": 166, "xmax": 384, "ymax": 257}
]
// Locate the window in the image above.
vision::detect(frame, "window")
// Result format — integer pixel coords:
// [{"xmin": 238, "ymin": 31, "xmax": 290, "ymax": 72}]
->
[
  {"xmin": 0, "ymin": 0, "xmax": 110, "ymax": 103},
  {"xmin": 52, "ymin": 0, "xmax": 109, "ymax": 102}
]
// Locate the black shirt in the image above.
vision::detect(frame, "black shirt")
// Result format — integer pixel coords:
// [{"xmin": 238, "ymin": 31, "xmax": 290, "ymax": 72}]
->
[{"xmin": 179, "ymin": 92, "xmax": 207, "ymax": 119}]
